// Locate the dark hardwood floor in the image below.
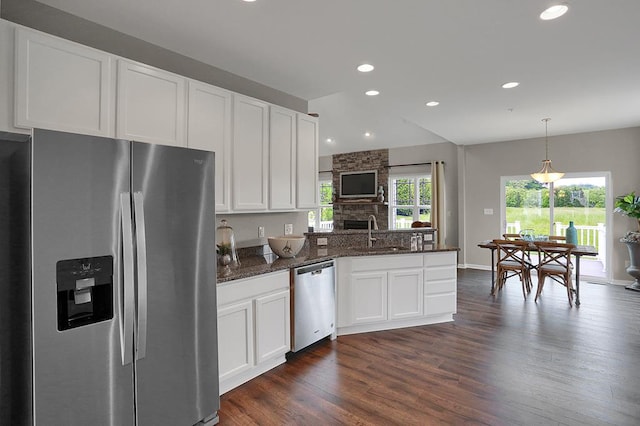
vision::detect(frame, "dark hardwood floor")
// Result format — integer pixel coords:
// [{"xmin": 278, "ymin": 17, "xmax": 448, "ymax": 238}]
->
[{"xmin": 219, "ymin": 269, "xmax": 640, "ymax": 425}]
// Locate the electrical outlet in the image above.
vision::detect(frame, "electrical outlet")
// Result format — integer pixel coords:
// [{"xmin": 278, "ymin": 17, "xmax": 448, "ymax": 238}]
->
[
  {"xmin": 258, "ymin": 226, "xmax": 265, "ymax": 238},
  {"xmin": 284, "ymin": 223, "xmax": 293, "ymax": 235}
]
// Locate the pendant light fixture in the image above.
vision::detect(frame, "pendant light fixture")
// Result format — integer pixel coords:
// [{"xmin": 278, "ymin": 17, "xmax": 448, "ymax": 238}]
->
[{"xmin": 531, "ymin": 118, "xmax": 564, "ymax": 183}]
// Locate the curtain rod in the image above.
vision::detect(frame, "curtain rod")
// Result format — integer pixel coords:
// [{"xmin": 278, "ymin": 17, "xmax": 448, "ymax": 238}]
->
[{"xmin": 387, "ymin": 161, "xmax": 443, "ymax": 167}]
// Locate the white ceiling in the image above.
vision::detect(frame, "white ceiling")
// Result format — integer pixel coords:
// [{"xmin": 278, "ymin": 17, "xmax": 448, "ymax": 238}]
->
[{"xmin": 37, "ymin": 0, "xmax": 640, "ymax": 156}]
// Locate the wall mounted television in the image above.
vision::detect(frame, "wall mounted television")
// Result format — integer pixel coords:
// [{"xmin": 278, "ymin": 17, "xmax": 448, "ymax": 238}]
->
[{"xmin": 339, "ymin": 170, "xmax": 378, "ymax": 198}]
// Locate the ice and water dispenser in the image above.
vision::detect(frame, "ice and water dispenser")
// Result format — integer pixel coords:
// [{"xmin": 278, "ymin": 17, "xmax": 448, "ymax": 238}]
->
[{"xmin": 56, "ymin": 256, "xmax": 114, "ymax": 331}]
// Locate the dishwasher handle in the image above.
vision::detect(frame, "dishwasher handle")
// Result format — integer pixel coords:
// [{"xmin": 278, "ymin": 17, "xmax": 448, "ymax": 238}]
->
[{"xmin": 295, "ymin": 260, "xmax": 334, "ymax": 276}]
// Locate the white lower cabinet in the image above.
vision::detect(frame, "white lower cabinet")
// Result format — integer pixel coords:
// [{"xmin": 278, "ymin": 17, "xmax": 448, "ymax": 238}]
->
[
  {"xmin": 424, "ymin": 251, "xmax": 457, "ymax": 316},
  {"xmin": 337, "ymin": 252, "xmax": 455, "ymax": 335},
  {"xmin": 255, "ymin": 290, "xmax": 291, "ymax": 363},
  {"xmin": 217, "ymin": 271, "xmax": 290, "ymax": 395},
  {"xmin": 389, "ymin": 269, "xmax": 424, "ymax": 320},
  {"xmin": 351, "ymin": 271, "xmax": 387, "ymax": 324},
  {"xmin": 217, "ymin": 300, "xmax": 254, "ymax": 382}
]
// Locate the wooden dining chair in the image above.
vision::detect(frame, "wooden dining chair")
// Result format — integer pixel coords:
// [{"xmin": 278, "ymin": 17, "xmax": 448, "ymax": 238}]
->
[
  {"xmin": 502, "ymin": 233, "xmax": 523, "ymax": 240},
  {"xmin": 533, "ymin": 241, "xmax": 576, "ymax": 306},
  {"xmin": 492, "ymin": 239, "xmax": 533, "ymax": 298},
  {"xmin": 548, "ymin": 235, "xmax": 566, "ymax": 242}
]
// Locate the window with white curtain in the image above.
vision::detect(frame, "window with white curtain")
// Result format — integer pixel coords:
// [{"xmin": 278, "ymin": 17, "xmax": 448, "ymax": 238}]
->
[
  {"xmin": 308, "ymin": 179, "xmax": 333, "ymax": 230},
  {"xmin": 389, "ymin": 174, "xmax": 431, "ymax": 229}
]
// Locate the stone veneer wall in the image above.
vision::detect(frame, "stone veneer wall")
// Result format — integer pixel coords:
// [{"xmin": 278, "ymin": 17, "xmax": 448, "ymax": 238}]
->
[{"xmin": 332, "ymin": 149, "xmax": 389, "ymax": 230}]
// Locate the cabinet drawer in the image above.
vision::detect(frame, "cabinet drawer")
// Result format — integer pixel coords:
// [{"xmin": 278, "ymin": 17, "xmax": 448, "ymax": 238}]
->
[
  {"xmin": 425, "ymin": 293, "xmax": 456, "ymax": 316},
  {"xmin": 425, "ymin": 279, "xmax": 456, "ymax": 295},
  {"xmin": 217, "ymin": 271, "xmax": 289, "ymax": 306},
  {"xmin": 351, "ymin": 254, "xmax": 422, "ymax": 272},
  {"xmin": 424, "ymin": 251, "xmax": 456, "ymax": 267},
  {"xmin": 425, "ymin": 265, "xmax": 457, "ymax": 282}
]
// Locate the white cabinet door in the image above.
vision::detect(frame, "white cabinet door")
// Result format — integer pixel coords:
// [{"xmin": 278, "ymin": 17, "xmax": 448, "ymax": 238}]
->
[
  {"xmin": 14, "ymin": 28, "xmax": 113, "ymax": 136},
  {"xmin": 255, "ymin": 290, "xmax": 291, "ymax": 364},
  {"xmin": 351, "ymin": 271, "xmax": 387, "ymax": 324},
  {"xmin": 217, "ymin": 300, "xmax": 254, "ymax": 382},
  {"xmin": 232, "ymin": 94, "xmax": 269, "ymax": 211},
  {"xmin": 187, "ymin": 81, "xmax": 232, "ymax": 212},
  {"xmin": 296, "ymin": 113, "xmax": 319, "ymax": 209},
  {"xmin": 389, "ymin": 269, "xmax": 424, "ymax": 320},
  {"xmin": 116, "ymin": 60, "xmax": 186, "ymax": 146},
  {"xmin": 269, "ymin": 106, "xmax": 296, "ymax": 210}
]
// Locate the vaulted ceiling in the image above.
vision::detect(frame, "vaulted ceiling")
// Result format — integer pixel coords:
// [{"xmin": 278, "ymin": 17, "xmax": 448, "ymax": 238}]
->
[{"xmin": 26, "ymin": 1, "xmax": 640, "ymax": 155}]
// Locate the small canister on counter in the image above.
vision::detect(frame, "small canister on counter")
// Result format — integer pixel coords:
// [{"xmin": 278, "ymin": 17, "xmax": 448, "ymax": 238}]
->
[{"xmin": 216, "ymin": 219, "xmax": 240, "ymax": 274}]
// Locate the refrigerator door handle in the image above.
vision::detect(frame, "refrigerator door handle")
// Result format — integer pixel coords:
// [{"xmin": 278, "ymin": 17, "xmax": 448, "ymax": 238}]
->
[
  {"xmin": 120, "ymin": 192, "xmax": 135, "ymax": 366},
  {"xmin": 133, "ymin": 191, "xmax": 148, "ymax": 360}
]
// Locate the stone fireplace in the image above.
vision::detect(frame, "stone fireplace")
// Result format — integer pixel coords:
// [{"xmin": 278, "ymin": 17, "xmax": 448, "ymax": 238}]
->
[{"xmin": 332, "ymin": 149, "xmax": 389, "ymax": 230}]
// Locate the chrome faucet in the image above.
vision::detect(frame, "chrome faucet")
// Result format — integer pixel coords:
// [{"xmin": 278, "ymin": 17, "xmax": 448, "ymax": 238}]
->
[{"xmin": 367, "ymin": 215, "xmax": 378, "ymax": 247}]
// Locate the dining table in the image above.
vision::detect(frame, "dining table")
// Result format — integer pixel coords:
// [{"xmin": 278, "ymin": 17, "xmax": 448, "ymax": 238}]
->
[{"xmin": 478, "ymin": 240, "xmax": 598, "ymax": 306}]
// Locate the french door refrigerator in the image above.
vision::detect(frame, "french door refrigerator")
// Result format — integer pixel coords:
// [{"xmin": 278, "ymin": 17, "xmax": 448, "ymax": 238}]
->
[{"xmin": 0, "ymin": 129, "xmax": 219, "ymax": 425}]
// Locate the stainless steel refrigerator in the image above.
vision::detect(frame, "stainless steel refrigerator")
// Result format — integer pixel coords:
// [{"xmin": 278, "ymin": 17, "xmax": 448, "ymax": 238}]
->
[{"xmin": 0, "ymin": 128, "xmax": 219, "ymax": 425}]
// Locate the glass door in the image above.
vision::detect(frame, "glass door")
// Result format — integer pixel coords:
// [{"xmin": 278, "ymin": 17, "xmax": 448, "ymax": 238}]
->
[{"xmin": 501, "ymin": 173, "xmax": 610, "ymax": 280}]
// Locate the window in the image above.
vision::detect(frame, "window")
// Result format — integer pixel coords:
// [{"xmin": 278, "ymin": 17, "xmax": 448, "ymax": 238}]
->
[
  {"xmin": 390, "ymin": 174, "xmax": 431, "ymax": 229},
  {"xmin": 308, "ymin": 179, "xmax": 334, "ymax": 230}
]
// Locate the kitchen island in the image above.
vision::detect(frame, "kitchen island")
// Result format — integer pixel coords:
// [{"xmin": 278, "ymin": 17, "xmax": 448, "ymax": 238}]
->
[
  {"xmin": 217, "ymin": 227, "xmax": 454, "ymax": 283},
  {"xmin": 216, "ymin": 230, "xmax": 458, "ymax": 394}
]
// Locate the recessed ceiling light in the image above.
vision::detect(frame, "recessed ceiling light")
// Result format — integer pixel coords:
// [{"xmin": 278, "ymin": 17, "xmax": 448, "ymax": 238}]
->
[
  {"xmin": 365, "ymin": 90, "xmax": 380, "ymax": 96},
  {"xmin": 243, "ymin": 0, "xmax": 257, "ymax": 2},
  {"xmin": 364, "ymin": 132, "xmax": 372, "ymax": 137},
  {"xmin": 325, "ymin": 138, "xmax": 334, "ymax": 143},
  {"xmin": 540, "ymin": 4, "xmax": 568, "ymax": 20},
  {"xmin": 425, "ymin": 101, "xmax": 440, "ymax": 107},
  {"xmin": 502, "ymin": 82, "xmax": 520, "ymax": 89},
  {"xmin": 357, "ymin": 63, "xmax": 374, "ymax": 73}
]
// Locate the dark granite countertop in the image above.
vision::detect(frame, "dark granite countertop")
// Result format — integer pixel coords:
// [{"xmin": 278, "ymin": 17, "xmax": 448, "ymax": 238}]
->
[{"xmin": 217, "ymin": 244, "xmax": 458, "ymax": 283}]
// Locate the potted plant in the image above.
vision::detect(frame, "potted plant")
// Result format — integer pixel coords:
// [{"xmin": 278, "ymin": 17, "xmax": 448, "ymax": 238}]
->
[{"xmin": 614, "ymin": 191, "xmax": 640, "ymax": 291}]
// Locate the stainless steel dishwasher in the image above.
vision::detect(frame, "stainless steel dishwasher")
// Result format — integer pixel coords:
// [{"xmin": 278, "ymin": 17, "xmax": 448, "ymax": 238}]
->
[{"xmin": 291, "ymin": 260, "xmax": 335, "ymax": 352}]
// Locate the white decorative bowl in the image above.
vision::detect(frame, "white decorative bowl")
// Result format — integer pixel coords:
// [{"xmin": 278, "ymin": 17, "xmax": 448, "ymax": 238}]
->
[{"xmin": 268, "ymin": 235, "xmax": 306, "ymax": 258}]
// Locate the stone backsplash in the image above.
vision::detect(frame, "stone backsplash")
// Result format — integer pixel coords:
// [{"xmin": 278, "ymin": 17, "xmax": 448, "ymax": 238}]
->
[{"xmin": 305, "ymin": 228, "xmax": 437, "ymax": 250}]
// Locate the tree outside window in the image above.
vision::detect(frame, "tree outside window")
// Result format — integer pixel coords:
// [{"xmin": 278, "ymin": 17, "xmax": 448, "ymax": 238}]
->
[
  {"xmin": 308, "ymin": 180, "xmax": 334, "ymax": 230},
  {"xmin": 390, "ymin": 175, "xmax": 431, "ymax": 229}
]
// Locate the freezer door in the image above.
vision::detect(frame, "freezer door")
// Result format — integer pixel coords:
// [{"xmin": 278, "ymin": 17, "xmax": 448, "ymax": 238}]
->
[
  {"xmin": 0, "ymin": 135, "xmax": 32, "ymax": 425},
  {"xmin": 131, "ymin": 142, "xmax": 219, "ymax": 426},
  {"xmin": 31, "ymin": 129, "xmax": 135, "ymax": 425}
]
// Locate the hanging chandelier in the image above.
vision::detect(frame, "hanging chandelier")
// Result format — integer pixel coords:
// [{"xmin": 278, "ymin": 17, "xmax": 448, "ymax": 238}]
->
[{"xmin": 531, "ymin": 118, "xmax": 564, "ymax": 183}]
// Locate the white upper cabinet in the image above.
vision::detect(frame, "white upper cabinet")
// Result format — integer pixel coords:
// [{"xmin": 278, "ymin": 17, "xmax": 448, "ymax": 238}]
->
[
  {"xmin": 296, "ymin": 113, "xmax": 319, "ymax": 209},
  {"xmin": 116, "ymin": 60, "xmax": 186, "ymax": 147},
  {"xmin": 14, "ymin": 28, "xmax": 113, "ymax": 136},
  {"xmin": 269, "ymin": 106, "xmax": 296, "ymax": 210},
  {"xmin": 232, "ymin": 94, "xmax": 269, "ymax": 211},
  {"xmin": 187, "ymin": 81, "xmax": 232, "ymax": 212}
]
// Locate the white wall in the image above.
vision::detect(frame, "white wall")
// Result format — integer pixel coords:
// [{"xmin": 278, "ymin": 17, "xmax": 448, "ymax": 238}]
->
[
  {"xmin": 461, "ymin": 126, "xmax": 640, "ymax": 282},
  {"xmin": 390, "ymin": 141, "xmax": 459, "ymax": 248}
]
